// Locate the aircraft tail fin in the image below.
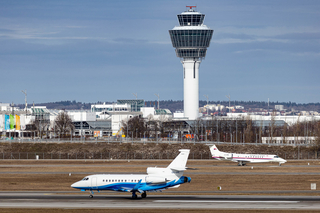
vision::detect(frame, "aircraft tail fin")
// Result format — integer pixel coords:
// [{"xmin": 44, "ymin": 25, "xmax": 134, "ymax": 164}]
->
[
  {"xmin": 209, "ymin": 145, "xmax": 220, "ymax": 156},
  {"xmin": 167, "ymin": 149, "xmax": 190, "ymax": 171}
]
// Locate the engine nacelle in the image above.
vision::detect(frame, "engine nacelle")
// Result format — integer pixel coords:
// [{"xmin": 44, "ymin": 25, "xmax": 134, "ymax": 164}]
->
[
  {"xmin": 145, "ymin": 176, "xmax": 167, "ymax": 184},
  {"xmin": 147, "ymin": 167, "xmax": 170, "ymax": 175},
  {"xmin": 223, "ymin": 154, "xmax": 233, "ymax": 160}
]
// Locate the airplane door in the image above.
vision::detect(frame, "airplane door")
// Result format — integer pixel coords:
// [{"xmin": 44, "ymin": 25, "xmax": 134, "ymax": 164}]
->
[{"xmin": 91, "ymin": 177, "xmax": 98, "ymax": 189}]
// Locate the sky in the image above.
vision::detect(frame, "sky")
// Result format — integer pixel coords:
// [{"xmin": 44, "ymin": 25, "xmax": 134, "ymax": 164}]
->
[{"xmin": 1, "ymin": 0, "xmax": 319, "ymax": 105}]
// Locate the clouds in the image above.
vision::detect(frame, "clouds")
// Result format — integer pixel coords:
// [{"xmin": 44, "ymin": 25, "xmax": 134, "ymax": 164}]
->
[{"xmin": 0, "ymin": 0, "xmax": 319, "ymax": 104}]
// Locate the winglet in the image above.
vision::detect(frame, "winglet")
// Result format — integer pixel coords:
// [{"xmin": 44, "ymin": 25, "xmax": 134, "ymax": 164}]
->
[{"xmin": 167, "ymin": 149, "xmax": 190, "ymax": 171}]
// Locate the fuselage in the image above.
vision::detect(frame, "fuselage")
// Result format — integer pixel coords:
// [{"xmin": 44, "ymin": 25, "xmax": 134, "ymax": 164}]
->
[
  {"xmin": 212, "ymin": 151, "xmax": 287, "ymax": 164},
  {"xmin": 71, "ymin": 173, "xmax": 191, "ymax": 192}
]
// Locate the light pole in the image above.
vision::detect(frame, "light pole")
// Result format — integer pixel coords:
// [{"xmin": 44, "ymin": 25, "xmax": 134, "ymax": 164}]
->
[
  {"xmin": 204, "ymin": 95, "xmax": 209, "ymax": 116},
  {"xmin": 80, "ymin": 106, "xmax": 83, "ymax": 142},
  {"xmin": 155, "ymin": 94, "xmax": 160, "ymax": 109},
  {"xmin": 132, "ymin": 93, "xmax": 137, "ymax": 112},
  {"xmin": 21, "ymin": 90, "xmax": 27, "ymax": 114},
  {"xmin": 226, "ymin": 95, "xmax": 230, "ymax": 113}
]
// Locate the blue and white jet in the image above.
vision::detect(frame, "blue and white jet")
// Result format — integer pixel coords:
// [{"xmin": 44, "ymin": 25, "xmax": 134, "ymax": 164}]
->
[
  {"xmin": 209, "ymin": 145, "xmax": 287, "ymax": 166},
  {"xmin": 71, "ymin": 149, "xmax": 191, "ymax": 199}
]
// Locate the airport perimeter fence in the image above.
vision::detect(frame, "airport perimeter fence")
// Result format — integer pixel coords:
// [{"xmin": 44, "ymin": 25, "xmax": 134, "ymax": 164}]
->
[
  {"xmin": 0, "ymin": 138, "xmax": 313, "ymax": 147},
  {"xmin": 1, "ymin": 151, "xmax": 319, "ymax": 160}
]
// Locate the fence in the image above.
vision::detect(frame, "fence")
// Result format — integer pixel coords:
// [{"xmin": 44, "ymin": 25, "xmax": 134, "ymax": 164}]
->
[
  {"xmin": 1, "ymin": 152, "xmax": 213, "ymax": 160},
  {"xmin": 0, "ymin": 138, "xmax": 313, "ymax": 147},
  {"xmin": 1, "ymin": 151, "xmax": 319, "ymax": 160}
]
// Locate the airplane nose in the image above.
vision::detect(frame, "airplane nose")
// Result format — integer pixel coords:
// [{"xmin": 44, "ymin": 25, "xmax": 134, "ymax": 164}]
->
[{"xmin": 71, "ymin": 182, "xmax": 78, "ymax": 188}]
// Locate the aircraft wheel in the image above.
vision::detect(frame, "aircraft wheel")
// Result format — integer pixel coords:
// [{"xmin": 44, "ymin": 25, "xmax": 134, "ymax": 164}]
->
[
  {"xmin": 141, "ymin": 192, "xmax": 147, "ymax": 198},
  {"xmin": 89, "ymin": 194, "xmax": 93, "ymax": 198},
  {"xmin": 132, "ymin": 194, "xmax": 138, "ymax": 199}
]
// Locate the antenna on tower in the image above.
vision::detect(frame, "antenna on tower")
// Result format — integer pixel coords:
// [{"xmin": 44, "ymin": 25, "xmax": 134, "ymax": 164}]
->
[{"xmin": 186, "ymin": 6, "xmax": 196, "ymax": 9}]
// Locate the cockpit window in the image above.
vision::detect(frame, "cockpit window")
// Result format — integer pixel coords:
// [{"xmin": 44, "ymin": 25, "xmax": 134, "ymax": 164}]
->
[
  {"xmin": 82, "ymin": 177, "xmax": 89, "ymax": 181},
  {"xmin": 274, "ymin": 156, "xmax": 279, "ymax": 158}
]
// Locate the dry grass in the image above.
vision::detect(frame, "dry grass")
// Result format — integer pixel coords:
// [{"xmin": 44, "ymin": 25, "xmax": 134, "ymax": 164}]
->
[
  {"xmin": 1, "ymin": 160, "xmax": 320, "ymax": 212},
  {"xmin": 0, "ymin": 160, "xmax": 319, "ymax": 195}
]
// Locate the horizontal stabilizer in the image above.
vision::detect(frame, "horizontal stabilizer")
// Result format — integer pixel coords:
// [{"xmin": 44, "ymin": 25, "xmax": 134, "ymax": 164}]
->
[
  {"xmin": 169, "ymin": 167, "xmax": 186, "ymax": 171},
  {"xmin": 185, "ymin": 167, "xmax": 198, "ymax": 170}
]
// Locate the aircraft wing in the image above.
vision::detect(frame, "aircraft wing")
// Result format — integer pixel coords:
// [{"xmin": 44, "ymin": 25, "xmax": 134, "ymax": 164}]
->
[{"xmin": 131, "ymin": 179, "xmax": 143, "ymax": 192}]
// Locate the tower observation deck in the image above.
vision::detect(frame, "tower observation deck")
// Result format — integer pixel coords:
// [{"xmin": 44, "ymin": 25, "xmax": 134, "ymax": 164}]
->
[{"xmin": 169, "ymin": 6, "xmax": 213, "ymax": 120}]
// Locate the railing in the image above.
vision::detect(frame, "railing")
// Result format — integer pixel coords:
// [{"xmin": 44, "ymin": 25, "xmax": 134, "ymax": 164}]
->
[
  {"xmin": 1, "ymin": 151, "xmax": 319, "ymax": 160},
  {"xmin": 0, "ymin": 138, "xmax": 312, "ymax": 146}
]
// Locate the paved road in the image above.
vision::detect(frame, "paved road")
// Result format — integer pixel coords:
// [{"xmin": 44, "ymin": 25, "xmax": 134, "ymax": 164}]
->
[{"xmin": 0, "ymin": 192, "xmax": 319, "ymax": 210}]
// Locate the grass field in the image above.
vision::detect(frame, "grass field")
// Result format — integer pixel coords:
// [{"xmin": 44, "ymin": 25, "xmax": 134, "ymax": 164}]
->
[
  {"xmin": 0, "ymin": 159, "xmax": 319, "ymax": 194},
  {"xmin": 1, "ymin": 159, "xmax": 320, "ymax": 212}
]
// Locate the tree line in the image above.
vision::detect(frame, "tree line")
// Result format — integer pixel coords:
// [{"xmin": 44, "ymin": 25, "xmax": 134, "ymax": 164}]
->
[{"xmin": 122, "ymin": 115, "xmax": 320, "ymax": 150}]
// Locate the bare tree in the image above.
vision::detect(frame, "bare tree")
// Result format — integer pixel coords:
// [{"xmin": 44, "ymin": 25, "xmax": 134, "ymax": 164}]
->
[
  {"xmin": 54, "ymin": 111, "xmax": 74, "ymax": 138},
  {"xmin": 122, "ymin": 116, "xmax": 146, "ymax": 139},
  {"xmin": 30, "ymin": 119, "xmax": 50, "ymax": 139}
]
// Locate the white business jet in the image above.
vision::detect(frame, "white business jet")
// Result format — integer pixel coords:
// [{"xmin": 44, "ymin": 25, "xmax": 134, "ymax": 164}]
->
[
  {"xmin": 71, "ymin": 149, "xmax": 191, "ymax": 199},
  {"xmin": 209, "ymin": 145, "xmax": 287, "ymax": 166}
]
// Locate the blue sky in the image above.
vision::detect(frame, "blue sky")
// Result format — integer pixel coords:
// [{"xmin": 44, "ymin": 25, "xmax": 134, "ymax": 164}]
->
[{"xmin": 1, "ymin": 0, "xmax": 319, "ymax": 104}]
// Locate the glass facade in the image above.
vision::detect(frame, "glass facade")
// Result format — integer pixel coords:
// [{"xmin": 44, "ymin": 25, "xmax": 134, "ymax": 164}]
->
[
  {"xmin": 176, "ymin": 48, "xmax": 207, "ymax": 58},
  {"xmin": 169, "ymin": 10, "xmax": 213, "ymax": 60},
  {"xmin": 169, "ymin": 30, "xmax": 213, "ymax": 48},
  {"xmin": 117, "ymin": 99, "xmax": 145, "ymax": 112},
  {"xmin": 178, "ymin": 14, "xmax": 205, "ymax": 26}
]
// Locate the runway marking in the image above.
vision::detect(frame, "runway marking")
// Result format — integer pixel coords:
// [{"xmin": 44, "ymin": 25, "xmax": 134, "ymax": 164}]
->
[
  {"xmin": 8, "ymin": 199, "xmax": 39, "ymax": 201},
  {"xmin": 154, "ymin": 200, "xmax": 299, "ymax": 203}
]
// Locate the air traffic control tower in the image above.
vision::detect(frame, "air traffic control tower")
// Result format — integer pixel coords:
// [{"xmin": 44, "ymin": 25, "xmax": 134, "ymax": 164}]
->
[{"xmin": 169, "ymin": 6, "xmax": 213, "ymax": 120}]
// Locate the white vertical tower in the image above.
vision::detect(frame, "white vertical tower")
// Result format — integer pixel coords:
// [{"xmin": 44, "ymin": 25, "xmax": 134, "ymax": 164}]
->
[{"xmin": 169, "ymin": 6, "xmax": 213, "ymax": 120}]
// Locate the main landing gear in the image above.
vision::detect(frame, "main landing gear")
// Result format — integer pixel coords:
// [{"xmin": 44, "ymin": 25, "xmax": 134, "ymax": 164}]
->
[
  {"xmin": 132, "ymin": 192, "xmax": 138, "ymax": 199},
  {"xmin": 238, "ymin": 161, "xmax": 246, "ymax": 166},
  {"xmin": 132, "ymin": 192, "xmax": 147, "ymax": 199},
  {"xmin": 141, "ymin": 192, "xmax": 147, "ymax": 198}
]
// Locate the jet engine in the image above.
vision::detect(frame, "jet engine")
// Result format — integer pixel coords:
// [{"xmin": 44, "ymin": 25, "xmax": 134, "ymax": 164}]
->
[
  {"xmin": 223, "ymin": 153, "xmax": 233, "ymax": 160},
  {"xmin": 146, "ymin": 167, "xmax": 170, "ymax": 175},
  {"xmin": 145, "ymin": 176, "xmax": 167, "ymax": 184}
]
